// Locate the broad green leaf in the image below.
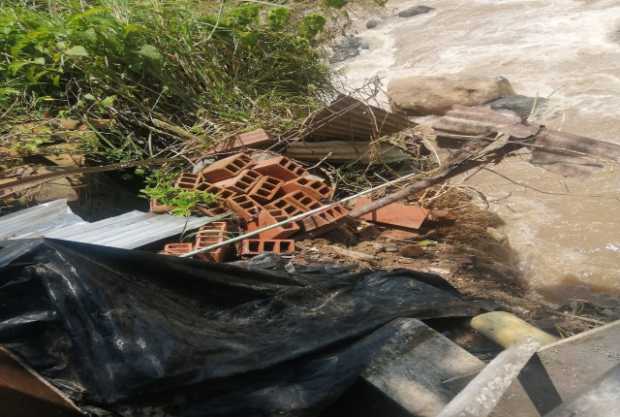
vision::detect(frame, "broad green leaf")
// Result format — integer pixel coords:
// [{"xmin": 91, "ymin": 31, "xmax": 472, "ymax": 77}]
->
[{"xmin": 65, "ymin": 45, "xmax": 89, "ymax": 57}]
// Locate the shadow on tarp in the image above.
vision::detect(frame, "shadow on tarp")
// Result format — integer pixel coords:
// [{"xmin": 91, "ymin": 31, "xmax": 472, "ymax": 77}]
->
[{"xmin": 0, "ymin": 238, "xmax": 480, "ymax": 417}]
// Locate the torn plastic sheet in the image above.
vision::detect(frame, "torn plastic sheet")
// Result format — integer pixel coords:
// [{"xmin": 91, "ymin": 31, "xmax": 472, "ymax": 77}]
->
[{"xmin": 0, "ymin": 239, "xmax": 480, "ymax": 417}]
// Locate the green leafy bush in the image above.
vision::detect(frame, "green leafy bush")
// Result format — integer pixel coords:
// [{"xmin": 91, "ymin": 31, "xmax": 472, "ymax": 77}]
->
[
  {"xmin": 140, "ymin": 170, "xmax": 217, "ymax": 217},
  {"xmin": 0, "ymin": 0, "xmax": 331, "ymax": 165}
]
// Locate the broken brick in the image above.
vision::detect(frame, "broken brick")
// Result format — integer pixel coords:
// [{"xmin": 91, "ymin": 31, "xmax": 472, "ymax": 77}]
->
[
  {"xmin": 258, "ymin": 208, "xmax": 300, "ymax": 239},
  {"xmin": 175, "ymin": 172, "xmax": 203, "ymax": 190},
  {"xmin": 353, "ymin": 197, "xmax": 429, "ymax": 230},
  {"xmin": 226, "ymin": 194, "xmax": 262, "ymax": 221},
  {"xmin": 162, "ymin": 242, "xmax": 193, "ymax": 256},
  {"xmin": 253, "ymin": 156, "xmax": 307, "ymax": 181},
  {"xmin": 240, "ymin": 239, "xmax": 295, "ymax": 256},
  {"xmin": 213, "ymin": 169, "xmax": 261, "ymax": 195},
  {"xmin": 201, "ymin": 153, "xmax": 255, "ymax": 183},
  {"xmin": 281, "ymin": 177, "xmax": 332, "ymax": 201},
  {"xmin": 248, "ymin": 175, "xmax": 283, "ymax": 204}
]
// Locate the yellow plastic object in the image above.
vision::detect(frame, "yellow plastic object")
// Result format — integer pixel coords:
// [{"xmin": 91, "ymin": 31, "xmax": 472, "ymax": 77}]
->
[{"xmin": 471, "ymin": 311, "xmax": 558, "ymax": 348}]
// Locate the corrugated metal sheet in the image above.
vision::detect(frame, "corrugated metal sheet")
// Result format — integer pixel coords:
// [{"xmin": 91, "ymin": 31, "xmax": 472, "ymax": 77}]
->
[
  {"xmin": 0, "ymin": 199, "xmax": 220, "ymax": 249},
  {"xmin": 298, "ymin": 95, "xmax": 412, "ymax": 142},
  {"xmin": 46, "ymin": 211, "xmax": 217, "ymax": 249},
  {"xmin": 0, "ymin": 199, "xmax": 85, "ymax": 240}
]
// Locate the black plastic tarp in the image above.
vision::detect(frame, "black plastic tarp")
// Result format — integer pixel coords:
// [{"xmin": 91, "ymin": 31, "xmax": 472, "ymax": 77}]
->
[{"xmin": 0, "ymin": 239, "xmax": 480, "ymax": 417}]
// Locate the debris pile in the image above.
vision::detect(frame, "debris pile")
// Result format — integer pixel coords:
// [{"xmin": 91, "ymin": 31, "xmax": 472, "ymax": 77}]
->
[{"xmin": 153, "ymin": 149, "xmax": 353, "ymax": 260}]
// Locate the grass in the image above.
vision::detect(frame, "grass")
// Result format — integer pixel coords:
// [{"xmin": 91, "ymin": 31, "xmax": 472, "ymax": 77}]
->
[{"xmin": 0, "ymin": 0, "xmax": 333, "ymax": 171}]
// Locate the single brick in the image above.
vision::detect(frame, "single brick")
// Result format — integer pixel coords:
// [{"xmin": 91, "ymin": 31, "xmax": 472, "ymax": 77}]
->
[
  {"xmin": 253, "ymin": 156, "xmax": 307, "ymax": 181},
  {"xmin": 201, "ymin": 153, "xmax": 255, "ymax": 183},
  {"xmin": 195, "ymin": 203, "xmax": 228, "ymax": 217},
  {"xmin": 213, "ymin": 169, "xmax": 261, "ymax": 195},
  {"xmin": 150, "ymin": 199, "xmax": 172, "ymax": 214},
  {"xmin": 281, "ymin": 177, "xmax": 332, "ymax": 201},
  {"xmin": 265, "ymin": 195, "xmax": 305, "ymax": 216},
  {"xmin": 240, "ymin": 239, "xmax": 295, "ymax": 256},
  {"xmin": 248, "ymin": 175, "xmax": 283, "ymax": 204},
  {"xmin": 258, "ymin": 208, "xmax": 300, "ymax": 239},
  {"xmin": 194, "ymin": 222, "xmax": 229, "ymax": 262},
  {"xmin": 353, "ymin": 197, "xmax": 429, "ymax": 230},
  {"xmin": 197, "ymin": 183, "xmax": 237, "ymax": 200},
  {"xmin": 281, "ymin": 190, "xmax": 322, "ymax": 211},
  {"xmin": 175, "ymin": 172, "xmax": 203, "ymax": 190},
  {"xmin": 226, "ymin": 194, "xmax": 262, "ymax": 221},
  {"xmin": 301, "ymin": 204, "xmax": 349, "ymax": 233},
  {"xmin": 162, "ymin": 242, "xmax": 194, "ymax": 256},
  {"xmin": 211, "ymin": 128, "xmax": 273, "ymax": 153}
]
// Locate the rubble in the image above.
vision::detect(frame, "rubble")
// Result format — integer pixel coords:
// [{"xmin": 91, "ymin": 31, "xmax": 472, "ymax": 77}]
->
[{"xmin": 152, "ymin": 150, "xmax": 353, "ymax": 260}]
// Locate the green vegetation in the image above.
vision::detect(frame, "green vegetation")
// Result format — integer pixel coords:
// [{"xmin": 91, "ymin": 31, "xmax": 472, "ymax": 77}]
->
[
  {"xmin": 140, "ymin": 170, "xmax": 217, "ymax": 217},
  {"xmin": 0, "ymin": 0, "xmax": 332, "ymax": 167}
]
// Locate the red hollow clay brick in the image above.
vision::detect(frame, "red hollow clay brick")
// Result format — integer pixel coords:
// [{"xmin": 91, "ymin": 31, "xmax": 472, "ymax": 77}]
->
[
  {"xmin": 213, "ymin": 169, "xmax": 261, "ymax": 195},
  {"xmin": 281, "ymin": 190, "xmax": 322, "ymax": 211},
  {"xmin": 258, "ymin": 208, "xmax": 300, "ymax": 239},
  {"xmin": 162, "ymin": 242, "xmax": 194, "ymax": 256},
  {"xmin": 281, "ymin": 177, "xmax": 332, "ymax": 201},
  {"xmin": 194, "ymin": 222, "xmax": 229, "ymax": 262},
  {"xmin": 175, "ymin": 172, "xmax": 203, "ymax": 190},
  {"xmin": 352, "ymin": 197, "xmax": 429, "ymax": 230},
  {"xmin": 253, "ymin": 156, "xmax": 307, "ymax": 181},
  {"xmin": 201, "ymin": 153, "xmax": 255, "ymax": 183},
  {"xmin": 240, "ymin": 239, "xmax": 295, "ymax": 256},
  {"xmin": 197, "ymin": 183, "xmax": 237, "ymax": 200},
  {"xmin": 265, "ymin": 195, "xmax": 305, "ymax": 216},
  {"xmin": 301, "ymin": 204, "xmax": 349, "ymax": 233},
  {"xmin": 226, "ymin": 194, "xmax": 262, "ymax": 221},
  {"xmin": 195, "ymin": 203, "xmax": 228, "ymax": 217},
  {"xmin": 248, "ymin": 176, "xmax": 283, "ymax": 204}
]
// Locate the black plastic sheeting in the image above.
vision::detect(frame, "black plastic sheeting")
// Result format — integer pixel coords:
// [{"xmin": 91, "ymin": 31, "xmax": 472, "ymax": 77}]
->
[{"xmin": 0, "ymin": 239, "xmax": 480, "ymax": 417}]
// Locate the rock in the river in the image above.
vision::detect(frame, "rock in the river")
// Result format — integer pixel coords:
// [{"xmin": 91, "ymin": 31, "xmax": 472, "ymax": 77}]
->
[
  {"xmin": 487, "ymin": 94, "xmax": 548, "ymax": 120},
  {"xmin": 330, "ymin": 36, "xmax": 369, "ymax": 63},
  {"xmin": 366, "ymin": 19, "xmax": 379, "ymax": 29},
  {"xmin": 398, "ymin": 5, "xmax": 434, "ymax": 18},
  {"xmin": 387, "ymin": 75, "xmax": 515, "ymax": 115}
]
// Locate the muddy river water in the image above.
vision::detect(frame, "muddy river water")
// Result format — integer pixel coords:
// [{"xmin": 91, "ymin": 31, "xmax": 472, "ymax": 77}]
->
[{"xmin": 335, "ymin": 0, "xmax": 620, "ymax": 306}]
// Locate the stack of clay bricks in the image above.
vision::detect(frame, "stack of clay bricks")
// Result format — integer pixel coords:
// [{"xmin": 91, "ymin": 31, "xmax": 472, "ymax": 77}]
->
[{"xmin": 155, "ymin": 152, "xmax": 350, "ymax": 261}]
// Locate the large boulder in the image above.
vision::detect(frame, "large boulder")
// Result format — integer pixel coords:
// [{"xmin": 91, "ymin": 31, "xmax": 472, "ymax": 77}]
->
[{"xmin": 387, "ymin": 75, "xmax": 515, "ymax": 115}]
